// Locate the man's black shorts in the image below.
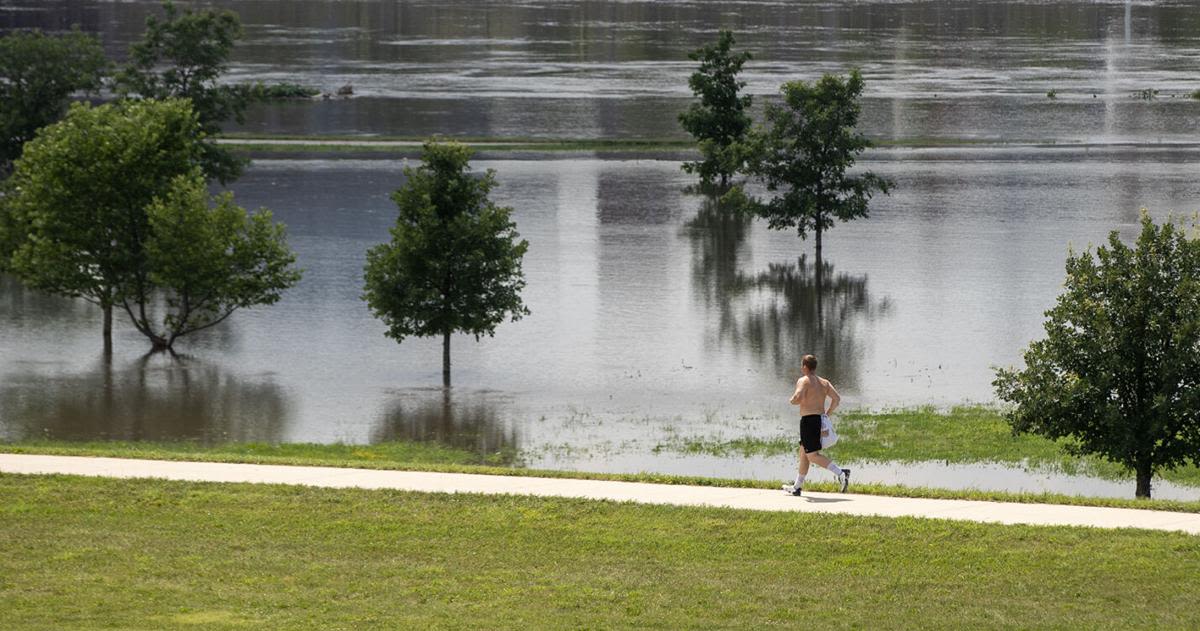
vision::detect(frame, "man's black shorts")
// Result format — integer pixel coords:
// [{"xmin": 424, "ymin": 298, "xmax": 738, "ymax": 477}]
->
[{"xmin": 800, "ymin": 414, "xmax": 823, "ymax": 454}]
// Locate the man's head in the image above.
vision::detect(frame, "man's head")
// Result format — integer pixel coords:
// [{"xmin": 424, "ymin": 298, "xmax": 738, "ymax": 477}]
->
[{"xmin": 801, "ymin": 354, "xmax": 818, "ymax": 376}]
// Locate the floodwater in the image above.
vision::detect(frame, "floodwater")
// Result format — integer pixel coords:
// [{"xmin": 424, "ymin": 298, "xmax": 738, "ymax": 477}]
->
[
  {"xmin": 3, "ymin": 149, "xmax": 1199, "ymax": 498},
  {"xmin": 5, "ymin": 0, "xmax": 1200, "ymax": 141},
  {"xmin": 4, "ymin": 0, "xmax": 1200, "ymax": 498}
]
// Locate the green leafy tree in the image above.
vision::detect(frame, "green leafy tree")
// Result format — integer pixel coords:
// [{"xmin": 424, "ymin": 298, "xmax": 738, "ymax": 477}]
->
[
  {"xmin": 4, "ymin": 99, "xmax": 205, "ymax": 353},
  {"xmin": 114, "ymin": 0, "xmax": 251, "ymax": 183},
  {"xmin": 363, "ymin": 141, "xmax": 529, "ymax": 387},
  {"xmin": 0, "ymin": 28, "xmax": 107, "ymax": 174},
  {"xmin": 738, "ymin": 70, "xmax": 892, "ymax": 258},
  {"xmin": 127, "ymin": 170, "xmax": 301, "ymax": 351},
  {"xmin": 994, "ymin": 213, "xmax": 1200, "ymax": 498},
  {"xmin": 678, "ymin": 30, "xmax": 753, "ymax": 192}
]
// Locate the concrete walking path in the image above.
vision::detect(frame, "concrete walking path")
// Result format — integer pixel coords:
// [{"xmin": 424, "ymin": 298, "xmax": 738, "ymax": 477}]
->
[{"xmin": 2, "ymin": 453, "xmax": 1198, "ymax": 534}]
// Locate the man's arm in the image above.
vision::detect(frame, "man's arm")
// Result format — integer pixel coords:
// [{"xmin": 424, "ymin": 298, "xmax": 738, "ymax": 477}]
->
[
  {"xmin": 789, "ymin": 378, "xmax": 806, "ymax": 405},
  {"xmin": 824, "ymin": 380, "xmax": 841, "ymax": 415}
]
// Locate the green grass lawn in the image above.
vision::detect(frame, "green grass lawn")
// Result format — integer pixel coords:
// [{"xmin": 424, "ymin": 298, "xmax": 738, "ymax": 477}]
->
[
  {"xmin": 658, "ymin": 406, "xmax": 1200, "ymax": 487},
  {"xmin": 1, "ymin": 474, "xmax": 1197, "ymax": 630}
]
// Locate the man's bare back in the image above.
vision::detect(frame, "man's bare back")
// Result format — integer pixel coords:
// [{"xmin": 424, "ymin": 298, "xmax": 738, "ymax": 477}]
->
[{"xmin": 790, "ymin": 374, "xmax": 840, "ymax": 417}]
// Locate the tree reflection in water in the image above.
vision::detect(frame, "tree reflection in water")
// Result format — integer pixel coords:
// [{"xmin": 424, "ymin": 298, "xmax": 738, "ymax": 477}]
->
[
  {"xmin": 372, "ymin": 389, "xmax": 519, "ymax": 464},
  {"xmin": 685, "ymin": 199, "xmax": 891, "ymax": 389},
  {"xmin": 683, "ymin": 197, "xmax": 752, "ymax": 337},
  {"xmin": 0, "ymin": 353, "xmax": 290, "ymax": 443}
]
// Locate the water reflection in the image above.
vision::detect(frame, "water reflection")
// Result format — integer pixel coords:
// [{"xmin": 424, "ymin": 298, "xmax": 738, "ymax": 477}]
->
[
  {"xmin": 684, "ymin": 198, "xmax": 752, "ymax": 334},
  {"xmin": 727, "ymin": 256, "xmax": 892, "ymax": 390},
  {"xmin": 0, "ymin": 273, "xmax": 97, "ymax": 332},
  {"xmin": 684, "ymin": 198, "xmax": 891, "ymax": 388},
  {"xmin": 0, "ymin": 353, "xmax": 290, "ymax": 443},
  {"xmin": 371, "ymin": 388, "xmax": 517, "ymax": 458}
]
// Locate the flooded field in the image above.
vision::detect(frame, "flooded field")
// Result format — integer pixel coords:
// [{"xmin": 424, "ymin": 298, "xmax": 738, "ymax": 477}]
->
[{"xmin": 3, "ymin": 149, "xmax": 1199, "ymax": 498}]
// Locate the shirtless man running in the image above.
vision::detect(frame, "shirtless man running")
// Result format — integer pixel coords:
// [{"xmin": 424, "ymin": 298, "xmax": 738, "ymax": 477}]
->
[{"xmin": 783, "ymin": 354, "xmax": 850, "ymax": 496}]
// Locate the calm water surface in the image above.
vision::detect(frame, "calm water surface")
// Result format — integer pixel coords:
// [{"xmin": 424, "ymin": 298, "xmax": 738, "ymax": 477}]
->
[
  {"xmin": 5, "ymin": 0, "xmax": 1200, "ymax": 140},
  {"xmin": 3, "ymin": 149, "xmax": 1199, "ymax": 498}
]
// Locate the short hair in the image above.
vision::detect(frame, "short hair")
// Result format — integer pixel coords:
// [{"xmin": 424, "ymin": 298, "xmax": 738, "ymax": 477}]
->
[{"xmin": 802, "ymin": 354, "xmax": 817, "ymax": 371}]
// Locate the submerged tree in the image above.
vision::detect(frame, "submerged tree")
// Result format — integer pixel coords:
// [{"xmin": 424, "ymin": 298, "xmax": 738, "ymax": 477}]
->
[
  {"xmin": 738, "ymin": 70, "xmax": 892, "ymax": 258},
  {"xmin": 363, "ymin": 141, "xmax": 529, "ymax": 388},
  {"xmin": 4, "ymin": 99, "xmax": 205, "ymax": 353},
  {"xmin": 0, "ymin": 28, "xmax": 107, "ymax": 174},
  {"xmin": 678, "ymin": 30, "xmax": 753, "ymax": 192},
  {"xmin": 994, "ymin": 212, "xmax": 1200, "ymax": 499},
  {"xmin": 114, "ymin": 0, "xmax": 253, "ymax": 183},
  {"xmin": 127, "ymin": 170, "xmax": 301, "ymax": 352}
]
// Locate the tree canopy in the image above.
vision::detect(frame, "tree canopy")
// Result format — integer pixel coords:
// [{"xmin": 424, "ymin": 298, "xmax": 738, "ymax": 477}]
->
[
  {"xmin": 737, "ymin": 69, "xmax": 891, "ymax": 257},
  {"xmin": 114, "ymin": 0, "xmax": 252, "ymax": 183},
  {"xmin": 994, "ymin": 212, "xmax": 1200, "ymax": 498},
  {"xmin": 131, "ymin": 170, "xmax": 301, "ymax": 351},
  {"xmin": 0, "ymin": 28, "xmax": 107, "ymax": 173},
  {"xmin": 363, "ymin": 141, "xmax": 529, "ymax": 387},
  {"xmin": 678, "ymin": 30, "xmax": 753, "ymax": 192},
  {"xmin": 3, "ymin": 99, "xmax": 206, "ymax": 351}
]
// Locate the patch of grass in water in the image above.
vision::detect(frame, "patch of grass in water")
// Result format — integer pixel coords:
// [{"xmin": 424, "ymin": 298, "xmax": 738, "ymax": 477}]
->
[{"xmin": 653, "ymin": 406, "xmax": 1200, "ymax": 487}]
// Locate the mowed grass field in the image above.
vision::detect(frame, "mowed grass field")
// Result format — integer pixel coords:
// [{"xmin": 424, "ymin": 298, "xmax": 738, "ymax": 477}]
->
[{"xmin": 2, "ymin": 474, "xmax": 1199, "ymax": 630}]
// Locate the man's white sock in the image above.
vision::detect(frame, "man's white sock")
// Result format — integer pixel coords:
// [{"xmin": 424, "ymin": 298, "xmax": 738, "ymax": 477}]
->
[
  {"xmin": 793, "ymin": 474, "xmax": 806, "ymax": 487},
  {"xmin": 825, "ymin": 463, "xmax": 843, "ymax": 477}
]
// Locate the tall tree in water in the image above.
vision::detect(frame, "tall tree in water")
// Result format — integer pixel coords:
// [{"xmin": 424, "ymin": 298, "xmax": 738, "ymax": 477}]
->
[
  {"xmin": 995, "ymin": 213, "xmax": 1200, "ymax": 499},
  {"xmin": 678, "ymin": 30, "xmax": 753, "ymax": 192},
  {"xmin": 0, "ymin": 28, "xmax": 107, "ymax": 175},
  {"xmin": 114, "ymin": 0, "xmax": 253, "ymax": 183},
  {"xmin": 363, "ymin": 142, "xmax": 529, "ymax": 387},
  {"xmin": 738, "ymin": 70, "xmax": 891, "ymax": 258}
]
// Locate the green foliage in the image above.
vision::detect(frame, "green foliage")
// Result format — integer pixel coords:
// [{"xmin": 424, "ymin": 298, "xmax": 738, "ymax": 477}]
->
[
  {"xmin": 4, "ymin": 100, "xmax": 204, "ymax": 321},
  {"xmin": 127, "ymin": 170, "xmax": 301, "ymax": 350},
  {"xmin": 114, "ymin": 0, "xmax": 251, "ymax": 183},
  {"xmin": 737, "ymin": 70, "xmax": 892, "ymax": 253},
  {"xmin": 248, "ymin": 81, "xmax": 320, "ymax": 100},
  {"xmin": 0, "ymin": 28, "xmax": 107, "ymax": 172},
  {"xmin": 363, "ymin": 141, "xmax": 529, "ymax": 384},
  {"xmin": 995, "ymin": 212, "xmax": 1200, "ymax": 498},
  {"xmin": 1132, "ymin": 88, "xmax": 1158, "ymax": 100},
  {"xmin": 678, "ymin": 30, "xmax": 753, "ymax": 191}
]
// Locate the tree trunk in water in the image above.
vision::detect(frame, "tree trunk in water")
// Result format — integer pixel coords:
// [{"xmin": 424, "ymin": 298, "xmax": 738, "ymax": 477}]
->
[
  {"xmin": 1135, "ymin": 462, "xmax": 1153, "ymax": 498},
  {"xmin": 815, "ymin": 225, "xmax": 823, "ymax": 261},
  {"xmin": 442, "ymin": 330, "xmax": 451, "ymax": 388},
  {"xmin": 102, "ymin": 303, "xmax": 113, "ymax": 355}
]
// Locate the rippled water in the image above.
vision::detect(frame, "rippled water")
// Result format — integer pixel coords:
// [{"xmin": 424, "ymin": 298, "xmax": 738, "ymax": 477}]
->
[{"xmin": 6, "ymin": 0, "xmax": 1200, "ymax": 140}]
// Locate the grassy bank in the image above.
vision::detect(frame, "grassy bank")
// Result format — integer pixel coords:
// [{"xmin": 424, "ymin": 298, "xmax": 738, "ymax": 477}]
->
[
  {"xmin": 0, "ymin": 439, "xmax": 518, "ymax": 468},
  {"xmin": 1, "ymin": 475, "xmax": 1197, "ymax": 629},
  {"xmin": 3, "ymin": 438, "xmax": 1200, "ymax": 513},
  {"xmin": 656, "ymin": 406, "xmax": 1200, "ymax": 487}
]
